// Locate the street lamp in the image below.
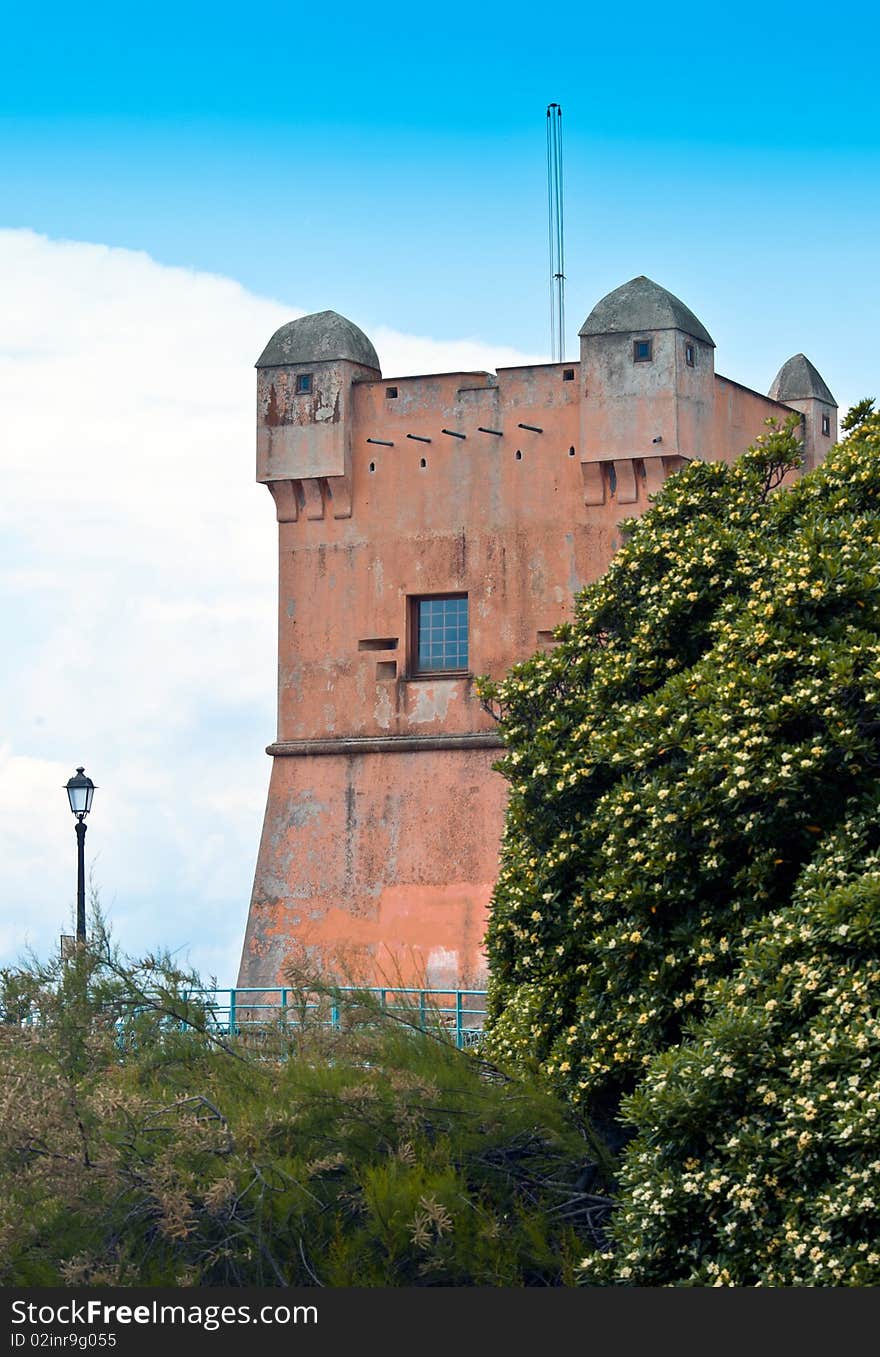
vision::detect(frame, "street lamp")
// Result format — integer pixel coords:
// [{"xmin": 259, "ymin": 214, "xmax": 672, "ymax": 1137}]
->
[{"xmin": 65, "ymin": 767, "xmax": 96, "ymax": 944}]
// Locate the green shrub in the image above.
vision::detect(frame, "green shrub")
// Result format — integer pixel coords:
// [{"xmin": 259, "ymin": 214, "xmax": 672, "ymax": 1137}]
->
[{"xmin": 0, "ymin": 937, "xmax": 610, "ymax": 1286}]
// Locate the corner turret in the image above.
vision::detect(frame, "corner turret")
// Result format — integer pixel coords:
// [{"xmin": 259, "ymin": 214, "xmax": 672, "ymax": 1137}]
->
[
  {"xmin": 768, "ymin": 353, "xmax": 837, "ymax": 469},
  {"xmin": 256, "ymin": 310, "xmax": 381, "ymax": 522},
  {"xmin": 578, "ymin": 276, "xmax": 715, "ymax": 464}
]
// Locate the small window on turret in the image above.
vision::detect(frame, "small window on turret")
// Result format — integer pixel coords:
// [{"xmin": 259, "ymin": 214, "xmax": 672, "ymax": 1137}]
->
[
  {"xmin": 685, "ymin": 343, "xmax": 695, "ymax": 367},
  {"xmin": 822, "ymin": 414, "xmax": 831, "ymax": 436},
  {"xmin": 633, "ymin": 339, "xmax": 653, "ymax": 363},
  {"xmin": 295, "ymin": 373, "xmax": 313, "ymax": 394},
  {"xmin": 386, "ymin": 386, "xmax": 398, "ymax": 399},
  {"xmin": 563, "ymin": 368, "xmax": 575, "ymax": 381}
]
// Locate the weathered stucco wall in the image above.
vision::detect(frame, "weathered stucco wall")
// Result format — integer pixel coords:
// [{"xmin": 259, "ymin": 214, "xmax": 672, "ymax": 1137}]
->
[
  {"xmin": 239, "ymin": 745, "xmax": 506, "ymax": 990},
  {"xmin": 712, "ymin": 374, "xmax": 799, "ymax": 463}
]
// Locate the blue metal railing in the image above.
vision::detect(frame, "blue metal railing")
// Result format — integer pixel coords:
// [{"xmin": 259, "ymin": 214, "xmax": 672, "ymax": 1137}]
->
[
  {"xmin": 17, "ymin": 986, "xmax": 489, "ymax": 1052},
  {"xmin": 175, "ymin": 986, "xmax": 488, "ymax": 1050}
]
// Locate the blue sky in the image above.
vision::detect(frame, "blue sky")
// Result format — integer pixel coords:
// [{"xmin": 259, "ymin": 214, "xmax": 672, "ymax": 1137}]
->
[
  {"xmin": 2, "ymin": 1, "xmax": 877, "ymax": 393},
  {"xmin": 1, "ymin": 0, "xmax": 876, "ymax": 979}
]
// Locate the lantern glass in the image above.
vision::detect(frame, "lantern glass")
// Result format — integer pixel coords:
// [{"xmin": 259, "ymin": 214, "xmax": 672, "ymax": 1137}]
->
[{"xmin": 66, "ymin": 768, "xmax": 95, "ymax": 818}]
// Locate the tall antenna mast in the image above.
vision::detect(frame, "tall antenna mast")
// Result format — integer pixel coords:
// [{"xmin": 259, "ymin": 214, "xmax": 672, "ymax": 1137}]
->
[{"xmin": 546, "ymin": 102, "xmax": 565, "ymax": 362}]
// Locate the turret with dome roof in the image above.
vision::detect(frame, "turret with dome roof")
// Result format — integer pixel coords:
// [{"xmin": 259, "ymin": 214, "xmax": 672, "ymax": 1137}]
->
[
  {"xmin": 254, "ymin": 309, "xmax": 381, "ymax": 515},
  {"xmin": 768, "ymin": 352, "xmax": 837, "ymax": 468},
  {"xmin": 578, "ymin": 275, "xmax": 717, "ymax": 466}
]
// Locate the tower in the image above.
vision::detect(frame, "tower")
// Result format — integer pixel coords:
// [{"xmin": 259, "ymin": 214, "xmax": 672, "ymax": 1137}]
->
[{"xmin": 238, "ymin": 284, "xmax": 837, "ymax": 993}]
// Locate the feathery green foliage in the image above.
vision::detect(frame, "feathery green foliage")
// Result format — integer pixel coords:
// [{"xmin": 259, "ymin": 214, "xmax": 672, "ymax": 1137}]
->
[{"xmin": 0, "ymin": 929, "xmax": 610, "ymax": 1286}]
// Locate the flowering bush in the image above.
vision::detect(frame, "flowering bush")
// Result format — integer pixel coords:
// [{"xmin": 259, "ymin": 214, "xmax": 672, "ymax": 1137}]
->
[{"xmin": 478, "ymin": 403, "xmax": 880, "ymax": 1284}]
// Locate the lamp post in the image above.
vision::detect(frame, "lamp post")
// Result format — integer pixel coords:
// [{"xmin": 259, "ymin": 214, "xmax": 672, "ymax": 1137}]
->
[{"xmin": 65, "ymin": 767, "xmax": 96, "ymax": 944}]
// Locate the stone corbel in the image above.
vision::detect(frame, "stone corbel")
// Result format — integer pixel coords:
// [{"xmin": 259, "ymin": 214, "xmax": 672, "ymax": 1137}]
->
[
  {"xmin": 267, "ymin": 480, "xmax": 299, "ymax": 523},
  {"xmin": 325, "ymin": 474, "xmax": 353, "ymax": 519},
  {"xmin": 643, "ymin": 456, "xmax": 666, "ymax": 500},
  {"xmin": 301, "ymin": 478, "xmax": 325, "ymax": 520},
  {"xmin": 614, "ymin": 459, "xmax": 638, "ymax": 504},
  {"xmin": 581, "ymin": 461, "xmax": 606, "ymax": 506}
]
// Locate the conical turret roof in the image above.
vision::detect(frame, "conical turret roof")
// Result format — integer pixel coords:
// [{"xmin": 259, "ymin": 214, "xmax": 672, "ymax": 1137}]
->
[
  {"xmin": 579, "ymin": 276, "xmax": 714, "ymax": 346},
  {"xmin": 257, "ymin": 310, "xmax": 380, "ymax": 371},
  {"xmin": 768, "ymin": 353, "xmax": 836, "ymax": 405}
]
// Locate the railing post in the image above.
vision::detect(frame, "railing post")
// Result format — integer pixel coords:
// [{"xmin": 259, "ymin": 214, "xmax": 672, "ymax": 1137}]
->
[
  {"xmin": 281, "ymin": 988, "xmax": 288, "ymax": 1026},
  {"xmin": 456, "ymin": 990, "xmax": 463, "ymax": 1049},
  {"xmin": 419, "ymin": 990, "xmax": 427, "ymax": 1032},
  {"xmin": 229, "ymin": 989, "xmax": 236, "ymax": 1036}
]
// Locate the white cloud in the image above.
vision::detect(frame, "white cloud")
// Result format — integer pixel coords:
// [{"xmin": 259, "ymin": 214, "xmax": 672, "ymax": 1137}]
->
[{"xmin": 0, "ymin": 228, "xmax": 541, "ymax": 982}]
